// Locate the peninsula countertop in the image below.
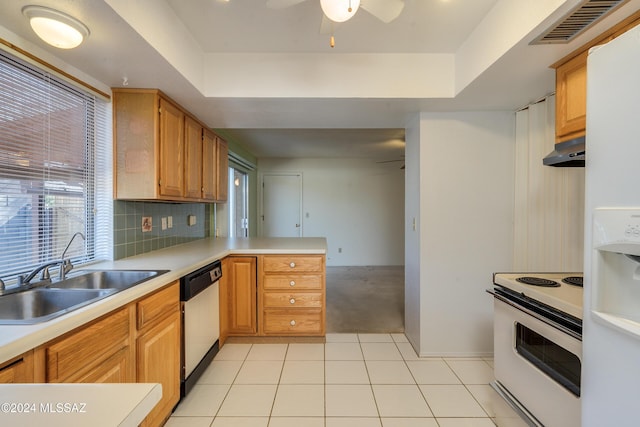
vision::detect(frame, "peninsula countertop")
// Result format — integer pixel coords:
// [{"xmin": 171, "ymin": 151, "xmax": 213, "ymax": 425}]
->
[
  {"xmin": 0, "ymin": 237, "xmax": 327, "ymax": 364},
  {"xmin": 0, "ymin": 383, "xmax": 161, "ymax": 426}
]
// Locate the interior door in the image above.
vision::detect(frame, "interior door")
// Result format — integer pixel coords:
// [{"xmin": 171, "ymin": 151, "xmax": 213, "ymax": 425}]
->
[{"xmin": 261, "ymin": 173, "xmax": 302, "ymax": 237}]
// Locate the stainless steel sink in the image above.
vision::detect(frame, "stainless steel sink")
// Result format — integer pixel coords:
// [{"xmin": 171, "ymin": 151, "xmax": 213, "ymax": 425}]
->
[
  {"xmin": 0, "ymin": 269, "xmax": 168, "ymax": 324},
  {"xmin": 47, "ymin": 270, "xmax": 167, "ymax": 290},
  {"xmin": 0, "ymin": 288, "xmax": 117, "ymax": 324}
]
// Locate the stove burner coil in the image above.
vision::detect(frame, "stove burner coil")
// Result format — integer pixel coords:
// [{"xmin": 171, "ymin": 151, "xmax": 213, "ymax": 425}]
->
[
  {"xmin": 516, "ymin": 276, "xmax": 561, "ymax": 287},
  {"xmin": 562, "ymin": 276, "xmax": 583, "ymax": 287}
]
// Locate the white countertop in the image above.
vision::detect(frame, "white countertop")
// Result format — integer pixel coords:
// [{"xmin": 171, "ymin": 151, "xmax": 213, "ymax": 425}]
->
[
  {"xmin": 0, "ymin": 383, "xmax": 161, "ymax": 426},
  {"xmin": 0, "ymin": 237, "xmax": 327, "ymax": 364}
]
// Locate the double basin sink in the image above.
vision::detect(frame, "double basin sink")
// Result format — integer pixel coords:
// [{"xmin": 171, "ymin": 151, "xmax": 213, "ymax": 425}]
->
[{"xmin": 0, "ymin": 270, "xmax": 167, "ymax": 324}]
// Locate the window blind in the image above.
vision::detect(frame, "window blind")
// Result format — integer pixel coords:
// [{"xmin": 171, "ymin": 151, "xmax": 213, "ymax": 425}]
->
[{"xmin": 0, "ymin": 49, "xmax": 110, "ymax": 283}]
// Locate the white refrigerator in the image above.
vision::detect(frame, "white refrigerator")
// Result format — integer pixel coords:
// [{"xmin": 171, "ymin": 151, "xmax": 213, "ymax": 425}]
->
[{"xmin": 583, "ymin": 23, "xmax": 640, "ymax": 426}]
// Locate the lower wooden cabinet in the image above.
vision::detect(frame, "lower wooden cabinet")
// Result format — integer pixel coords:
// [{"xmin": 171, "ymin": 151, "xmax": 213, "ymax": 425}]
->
[
  {"xmin": 0, "ymin": 351, "xmax": 34, "ymax": 383},
  {"xmin": 27, "ymin": 281, "xmax": 181, "ymax": 427},
  {"xmin": 222, "ymin": 256, "xmax": 257, "ymax": 336},
  {"xmin": 259, "ymin": 255, "xmax": 326, "ymax": 336},
  {"xmin": 43, "ymin": 306, "xmax": 135, "ymax": 383},
  {"xmin": 137, "ymin": 309, "xmax": 181, "ymax": 427},
  {"xmin": 74, "ymin": 347, "xmax": 132, "ymax": 383},
  {"xmin": 219, "ymin": 254, "xmax": 326, "ymax": 342}
]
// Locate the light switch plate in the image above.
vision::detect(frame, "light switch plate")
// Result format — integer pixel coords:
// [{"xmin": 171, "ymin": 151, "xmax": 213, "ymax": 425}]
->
[
  {"xmin": 161, "ymin": 217, "xmax": 167, "ymax": 230},
  {"xmin": 188, "ymin": 215, "xmax": 196, "ymax": 226}
]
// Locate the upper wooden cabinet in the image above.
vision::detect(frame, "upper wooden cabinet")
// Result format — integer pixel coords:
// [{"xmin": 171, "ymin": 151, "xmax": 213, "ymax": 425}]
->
[
  {"xmin": 552, "ymin": 12, "xmax": 640, "ymax": 143},
  {"xmin": 159, "ymin": 98, "xmax": 185, "ymax": 198},
  {"xmin": 113, "ymin": 88, "xmax": 228, "ymax": 202},
  {"xmin": 555, "ymin": 52, "xmax": 587, "ymax": 142},
  {"xmin": 184, "ymin": 115, "xmax": 204, "ymax": 200}
]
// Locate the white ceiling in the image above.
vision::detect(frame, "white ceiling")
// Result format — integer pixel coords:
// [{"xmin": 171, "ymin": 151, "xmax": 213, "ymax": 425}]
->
[{"xmin": 0, "ymin": 0, "xmax": 639, "ymax": 160}]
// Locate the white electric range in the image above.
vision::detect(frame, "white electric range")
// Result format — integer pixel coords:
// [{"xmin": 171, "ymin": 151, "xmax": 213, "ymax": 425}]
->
[
  {"xmin": 493, "ymin": 272, "xmax": 584, "ymax": 319},
  {"xmin": 489, "ymin": 272, "xmax": 584, "ymax": 427}
]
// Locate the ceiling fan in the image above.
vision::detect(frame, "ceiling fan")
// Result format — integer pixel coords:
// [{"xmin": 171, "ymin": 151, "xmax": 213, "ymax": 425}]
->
[
  {"xmin": 376, "ymin": 157, "xmax": 405, "ymax": 170},
  {"xmin": 266, "ymin": 0, "xmax": 405, "ymax": 47}
]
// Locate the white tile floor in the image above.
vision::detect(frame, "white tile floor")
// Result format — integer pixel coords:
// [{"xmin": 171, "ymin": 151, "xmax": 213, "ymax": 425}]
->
[{"xmin": 166, "ymin": 334, "xmax": 529, "ymax": 427}]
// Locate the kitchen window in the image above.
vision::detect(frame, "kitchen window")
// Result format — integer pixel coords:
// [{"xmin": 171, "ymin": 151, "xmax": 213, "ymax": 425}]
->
[{"xmin": 0, "ymin": 49, "xmax": 110, "ymax": 283}]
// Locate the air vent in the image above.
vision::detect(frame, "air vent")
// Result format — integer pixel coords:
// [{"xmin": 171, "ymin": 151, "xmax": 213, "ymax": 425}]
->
[{"xmin": 531, "ymin": 0, "xmax": 629, "ymax": 44}]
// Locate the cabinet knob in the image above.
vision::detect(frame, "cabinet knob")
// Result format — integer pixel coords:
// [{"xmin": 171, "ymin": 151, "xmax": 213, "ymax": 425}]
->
[
  {"xmin": 290, "ymin": 320, "xmax": 296, "ymax": 326},
  {"xmin": 289, "ymin": 262, "xmax": 296, "ymax": 268},
  {"xmin": 289, "ymin": 280, "xmax": 296, "ymax": 287},
  {"xmin": 289, "ymin": 298, "xmax": 296, "ymax": 304}
]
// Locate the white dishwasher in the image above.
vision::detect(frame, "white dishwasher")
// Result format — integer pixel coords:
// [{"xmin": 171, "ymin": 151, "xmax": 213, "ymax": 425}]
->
[{"xmin": 180, "ymin": 260, "xmax": 222, "ymax": 397}]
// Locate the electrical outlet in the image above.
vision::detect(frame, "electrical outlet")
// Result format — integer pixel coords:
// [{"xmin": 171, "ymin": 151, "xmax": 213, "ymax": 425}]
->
[
  {"xmin": 161, "ymin": 217, "xmax": 167, "ymax": 230},
  {"xmin": 188, "ymin": 215, "xmax": 196, "ymax": 226},
  {"xmin": 168, "ymin": 216, "xmax": 173, "ymax": 228}
]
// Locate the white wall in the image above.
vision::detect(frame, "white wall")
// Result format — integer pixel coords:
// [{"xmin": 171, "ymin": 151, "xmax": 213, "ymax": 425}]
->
[
  {"xmin": 404, "ymin": 114, "xmax": 422, "ymax": 352},
  {"xmin": 405, "ymin": 111, "xmax": 515, "ymax": 357},
  {"xmin": 513, "ymin": 96, "xmax": 584, "ymax": 271},
  {"xmin": 258, "ymin": 158, "xmax": 404, "ymax": 267}
]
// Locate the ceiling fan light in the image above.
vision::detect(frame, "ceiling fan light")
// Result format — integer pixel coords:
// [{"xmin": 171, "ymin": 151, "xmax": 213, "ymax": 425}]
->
[
  {"xmin": 320, "ymin": 0, "xmax": 361, "ymax": 23},
  {"xmin": 22, "ymin": 5, "xmax": 89, "ymax": 49}
]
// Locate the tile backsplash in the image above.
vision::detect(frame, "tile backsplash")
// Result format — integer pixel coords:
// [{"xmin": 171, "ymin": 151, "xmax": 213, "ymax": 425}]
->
[{"xmin": 113, "ymin": 201, "xmax": 211, "ymax": 260}]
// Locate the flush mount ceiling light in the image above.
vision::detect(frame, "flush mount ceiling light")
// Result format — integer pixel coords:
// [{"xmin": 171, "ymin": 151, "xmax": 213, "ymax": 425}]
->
[
  {"xmin": 320, "ymin": 0, "xmax": 361, "ymax": 22},
  {"xmin": 22, "ymin": 5, "xmax": 89, "ymax": 49}
]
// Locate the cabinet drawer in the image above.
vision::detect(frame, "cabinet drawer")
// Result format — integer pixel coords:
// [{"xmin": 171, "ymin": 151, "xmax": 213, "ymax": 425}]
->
[
  {"xmin": 137, "ymin": 281, "xmax": 180, "ymax": 330},
  {"xmin": 263, "ymin": 274, "xmax": 323, "ymax": 290},
  {"xmin": 263, "ymin": 292, "xmax": 323, "ymax": 308},
  {"xmin": 46, "ymin": 307, "xmax": 131, "ymax": 382},
  {"xmin": 262, "ymin": 309, "xmax": 323, "ymax": 335},
  {"xmin": 0, "ymin": 351, "xmax": 34, "ymax": 383},
  {"xmin": 262, "ymin": 255, "xmax": 324, "ymax": 273}
]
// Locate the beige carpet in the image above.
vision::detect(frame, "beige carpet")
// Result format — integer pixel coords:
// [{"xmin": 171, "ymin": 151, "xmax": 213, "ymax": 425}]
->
[{"xmin": 325, "ymin": 265, "xmax": 404, "ymax": 333}]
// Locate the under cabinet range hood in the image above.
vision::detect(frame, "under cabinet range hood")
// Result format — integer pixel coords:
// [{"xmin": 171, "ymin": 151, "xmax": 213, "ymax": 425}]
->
[{"xmin": 543, "ymin": 137, "xmax": 586, "ymax": 167}]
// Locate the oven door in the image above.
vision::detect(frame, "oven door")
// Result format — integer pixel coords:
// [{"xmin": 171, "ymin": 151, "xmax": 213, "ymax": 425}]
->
[{"xmin": 494, "ymin": 297, "xmax": 582, "ymax": 427}]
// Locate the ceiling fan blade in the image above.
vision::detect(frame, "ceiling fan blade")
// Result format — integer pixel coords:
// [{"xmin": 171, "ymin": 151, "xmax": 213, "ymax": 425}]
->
[
  {"xmin": 266, "ymin": 0, "xmax": 308, "ymax": 9},
  {"xmin": 361, "ymin": 0, "xmax": 404, "ymax": 23}
]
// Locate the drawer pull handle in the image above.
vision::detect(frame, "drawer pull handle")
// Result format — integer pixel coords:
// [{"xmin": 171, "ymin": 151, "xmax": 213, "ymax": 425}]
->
[
  {"xmin": 290, "ymin": 280, "xmax": 296, "ymax": 287},
  {"xmin": 289, "ymin": 262, "xmax": 296, "ymax": 268},
  {"xmin": 289, "ymin": 298, "xmax": 296, "ymax": 304},
  {"xmin": 290, "ymin": 320, "xmax": 296, "ymax": 326}
]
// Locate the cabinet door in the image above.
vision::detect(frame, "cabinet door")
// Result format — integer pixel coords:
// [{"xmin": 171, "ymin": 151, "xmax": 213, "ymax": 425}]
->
[
  {"xmin": 216, "ymin": 138, "xmax": 229, "ymax": 202},
  {"xmin": 184, "ymin": 116, "xmax": 203, "ymax": 199},
  {"xmin": 555, "ymin": 52, "xmax": 587, "ymax": 142},
  {"xmin": 74, "ymin": 347, "xmax": 132, "ymax": 383},
  {"xmin": 45, "ymin": 306, "xmax": 133, "ymax": 383},
  {"xmin": 137, "ymin": 310, "xmax": 181, "ymax": 427},
  {"xmin": 202, "ymin": 130, "xmax": 217, "ymax": 201},
  {"xmin": 226, "ymin": 256, "xmax": 257, "ymax": 335},
  {"xmin": 159, "ymin": 98, "xmax": 184, "ymax": 198},
  {"xmin": 0, "ymin": 351, "xmax": 34, "ymax": 383}
]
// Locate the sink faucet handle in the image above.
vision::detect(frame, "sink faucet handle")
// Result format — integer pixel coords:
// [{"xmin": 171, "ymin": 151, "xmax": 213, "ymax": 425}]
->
[
  {"xmin": 40, "ymin": 267, "xmax": 51, "ymax": 281},
  {"xmin": 59, "ymin": 259, "xmax": 73, "ymax": 280}
]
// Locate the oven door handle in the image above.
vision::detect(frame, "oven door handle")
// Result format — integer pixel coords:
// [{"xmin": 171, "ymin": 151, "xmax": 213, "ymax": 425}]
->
[{"xmin": 486, "ymin": 289, "xmax": 582, "ymax": 341}]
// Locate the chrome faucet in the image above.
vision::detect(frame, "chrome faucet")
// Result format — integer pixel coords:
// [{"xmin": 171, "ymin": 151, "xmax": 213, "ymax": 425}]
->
[
  {"xmin": 18, "ymin": 259, "xmax": 67, "ymax": 286},
  {"xmin": 17, "ymin": 232, "xmax": 86, "ymax": 286},
  {"xmin": 59, "ymin": 232, "xmax": 86, "ymax": 280}
]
